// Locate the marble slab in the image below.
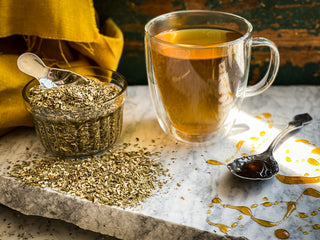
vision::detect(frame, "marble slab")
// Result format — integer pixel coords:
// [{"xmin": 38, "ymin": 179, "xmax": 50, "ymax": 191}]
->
[{"xmin": 0, "ymin": 86, "xmax": 319, "ymax": 240}]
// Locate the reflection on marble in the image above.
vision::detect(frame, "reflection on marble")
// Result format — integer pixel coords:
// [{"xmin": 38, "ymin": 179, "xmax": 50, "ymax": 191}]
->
[{"xmin": 0, "ymin": 86, "xmax": 319, "ymax": 240}]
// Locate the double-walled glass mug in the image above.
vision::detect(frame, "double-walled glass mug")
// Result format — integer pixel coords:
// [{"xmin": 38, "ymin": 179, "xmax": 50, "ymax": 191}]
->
[{"xmin": 145, "ymin": 10, "xmax": 279, "ymax": 144}]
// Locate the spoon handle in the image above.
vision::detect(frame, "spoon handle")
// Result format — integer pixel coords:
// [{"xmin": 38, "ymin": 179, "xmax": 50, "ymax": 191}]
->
[
  {"xmin": 265, "ymin": 113, "xmax": 313, "ymax": 154},
  {"xmin": 17, "ymin": 52, "xmax": 49, "ymax": 80}
]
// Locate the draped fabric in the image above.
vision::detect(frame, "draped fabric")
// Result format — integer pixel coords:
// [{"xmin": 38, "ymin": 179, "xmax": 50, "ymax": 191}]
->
[{"xmin": 0, "ymin": 0, "xmax": 124, "ymax": 135}]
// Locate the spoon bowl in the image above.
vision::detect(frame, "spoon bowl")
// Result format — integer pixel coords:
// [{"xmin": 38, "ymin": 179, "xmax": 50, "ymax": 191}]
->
[
  {"xmin": 227, "ymin": 153, "xmax": 279, "ymax": 180},
  {"xmin": 17, "ymin": 52, "xmax": 88, "ymax": 89},
  {"xmin": 227, "ymin": 113, "xmax": 313, "ymax": 181}
]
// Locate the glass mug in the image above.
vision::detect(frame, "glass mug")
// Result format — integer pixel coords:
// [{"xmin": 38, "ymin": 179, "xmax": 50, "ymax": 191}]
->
[{"xmin": 145, "ymin": 10, "xmax": 279, "ymax": 144}]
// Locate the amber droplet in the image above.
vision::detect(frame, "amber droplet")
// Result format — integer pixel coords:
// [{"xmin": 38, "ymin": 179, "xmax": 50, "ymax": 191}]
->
[
  {"xmin": 231, "ymin": 222, "xmax": 238, "ymax": 228},
  {"xmin": 238, "ymin": 215, "xmax": 243, "ymax": 220},
  {"xmin": 262, "ymin": 113, "xmax": 272, "ymax": 119},
  {"xmin": 251, "ymin": 204, "xmax": 258, "ymax": 208},
  {"xmin": 312, "ymin": 147, "xmax": 320, "ymax": 155},
  {"xmin": 263, "ymin": 197, "xmax": 268, "ymax": 201},
  {"xmin": 298, "ymin": 212, "xmax": 309, "ymax": 218},
  {"xmin": 236, "ymin": 140, "xmax": 245, "ymax": 151},
  {"xmin": 206, "ymin": 159, "xmax": 224, "ymax": 165},
  {"xmin": 212, "ymin": 197, "xmax": 221, "ymax": 203},
  {"xmin": 286, "ymin": 156, "xmax": 292, "ymax": 162},
  {"xmin": 275, "ymin": 229, "xmax": 290, "ymax": 239},
  {"xmin": 313, "ymin": 224, "xmax": 320, "ymax": 230},
  {"xmin": 307, "ymin": 158, "xmax": 320, "ymax": 166},
  {"xmin": 262, "ymin": 202, "xmax": 273, "ymax": 207},
  {"xmin": 260, "ymin": 131, "xmax": 266, "ymax": 136},
  {"xmin": 255, "ymin": 115, "xmax": 263, "ymax": 119},
  {"xmin": 311, "ymin": 211, "xmax": 318, "ymax": 216},
  {"xmin": 250, "ymin": 137, "xmax": 259, "ymax": 141},
  {"xmin": 276, "ymin": 174, "xmax": 320, "ymax": 184}
]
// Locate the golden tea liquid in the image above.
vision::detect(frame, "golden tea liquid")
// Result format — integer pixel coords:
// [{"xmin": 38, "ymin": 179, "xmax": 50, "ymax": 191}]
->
[{"xmin": 151, "ymin": 28, "xmax": 242, "ymax": 135}]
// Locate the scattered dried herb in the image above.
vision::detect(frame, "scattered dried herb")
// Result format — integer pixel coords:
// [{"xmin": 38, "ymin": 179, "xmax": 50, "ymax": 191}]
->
[{"xmin": 8, "ymin": 143, "xmax": 169, "ymax": 208}]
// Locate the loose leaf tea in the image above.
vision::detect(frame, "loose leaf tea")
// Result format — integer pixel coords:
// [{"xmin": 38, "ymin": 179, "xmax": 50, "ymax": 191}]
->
[
  {"xmin": 9, "ymin": 143, "xmax": 169, "ymax": 208},
  {"xmin": 26, "ymin": 78, "xmax": 125, "ymax": 156},
  {"xmin": 28, "ymin": 78, "xmax": 119, "ymax": 110}
]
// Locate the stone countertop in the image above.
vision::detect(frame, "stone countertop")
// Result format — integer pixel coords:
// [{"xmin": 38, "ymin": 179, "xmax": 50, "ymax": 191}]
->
[
  {"xmin": 0, "ymin": 203, "xmax": 112, "ymax": 240},
  {"xmin": 0, "ymin": 85, "xmax": 319, "ymax": 240}
]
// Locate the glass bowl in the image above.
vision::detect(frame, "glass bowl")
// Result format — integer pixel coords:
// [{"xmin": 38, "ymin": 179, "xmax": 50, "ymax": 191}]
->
[{"xmin": 22, "ymin": 66, "xmax": 127, "ymax": 157}]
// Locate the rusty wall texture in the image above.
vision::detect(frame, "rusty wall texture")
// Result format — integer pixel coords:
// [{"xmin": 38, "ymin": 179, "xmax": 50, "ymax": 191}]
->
[{"xmin": 94, "ymin": 0, "xmax": 320, "ymax": 85}]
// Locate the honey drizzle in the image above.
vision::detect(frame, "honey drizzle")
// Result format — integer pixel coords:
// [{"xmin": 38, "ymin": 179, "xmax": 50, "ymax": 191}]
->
[
  {"xmin": 298, "ymin": 188, "xmax": 320, "ymax": 199},
  {"xmin": 206, "ymin": 218, "xmax": 230, "ymax": 234},
  {"xmin": 206, "ymin": 112, "xmax": 320, "ymax": 237},
  {"xmin": 295, "ymin": 139, "xmax": 311, "ymax": 144},
  {"xmin": 220, "ymin": 202, "xmax": 296, "ymax": 227},
  {"xmin": 207, "ymin": 188, "xmax": 320, "ymax": 233},
  {"xmin": 276, "ymin": 174, "xmax": 320, "ymax": 184}
]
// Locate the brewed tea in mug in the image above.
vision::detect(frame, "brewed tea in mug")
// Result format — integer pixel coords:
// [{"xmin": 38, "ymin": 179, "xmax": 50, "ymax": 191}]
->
[
  {"xmin": 145, "ymin": 11, "xmax": 279, "ymax": 144},
  {"xmin": 152, "ymin": 28, "xmax": 242, "ymax": 135}
]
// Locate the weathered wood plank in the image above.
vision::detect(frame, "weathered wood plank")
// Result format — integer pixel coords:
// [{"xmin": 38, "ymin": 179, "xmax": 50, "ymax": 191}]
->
[{"xmin": 94, "ymin": 0, "xmax": 320, "ymax": 85}]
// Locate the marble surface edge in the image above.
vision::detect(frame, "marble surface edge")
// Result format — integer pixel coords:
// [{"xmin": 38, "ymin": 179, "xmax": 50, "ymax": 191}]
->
[{"xmin": 0, "ymin": 176, "xmax": 247, "ymax": 240}]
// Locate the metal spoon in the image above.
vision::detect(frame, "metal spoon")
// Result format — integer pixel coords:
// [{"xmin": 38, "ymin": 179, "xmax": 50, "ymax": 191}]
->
[
  {"xmin": 227, "ymin": 113, "xmax": 313, "ymax": 181},
  {"xmin": 17, "ymin": 52, "xmax": 88, "ymax": 89}
]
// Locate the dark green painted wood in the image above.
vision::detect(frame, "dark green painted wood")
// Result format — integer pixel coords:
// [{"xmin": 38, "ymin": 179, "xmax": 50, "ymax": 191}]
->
[{"xmin": 94, "ymin": 0, "xmax": 320, "ymax": 85}]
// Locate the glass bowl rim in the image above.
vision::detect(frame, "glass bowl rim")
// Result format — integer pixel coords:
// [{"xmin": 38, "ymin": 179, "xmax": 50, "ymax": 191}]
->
[{"xmin": 22, "ymin": 66, "xmax": 127, "ymax": 113}]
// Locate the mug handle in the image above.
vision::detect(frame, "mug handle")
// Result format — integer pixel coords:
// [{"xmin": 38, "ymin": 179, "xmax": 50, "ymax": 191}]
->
[{"xmin": 245, "ymin": 37, "xmax": 280, "ymax": 97}]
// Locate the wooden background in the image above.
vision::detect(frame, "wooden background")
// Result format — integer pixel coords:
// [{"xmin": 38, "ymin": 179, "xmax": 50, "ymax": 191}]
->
[{"xmin": 93, "ymin": 0, "xmax": 320, "ymax": 85}]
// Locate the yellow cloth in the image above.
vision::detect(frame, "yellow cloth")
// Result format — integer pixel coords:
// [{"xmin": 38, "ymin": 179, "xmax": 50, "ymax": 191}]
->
[{"xmin": 0, "ymin": 0, "xmax": 124, "ymax": 136}]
